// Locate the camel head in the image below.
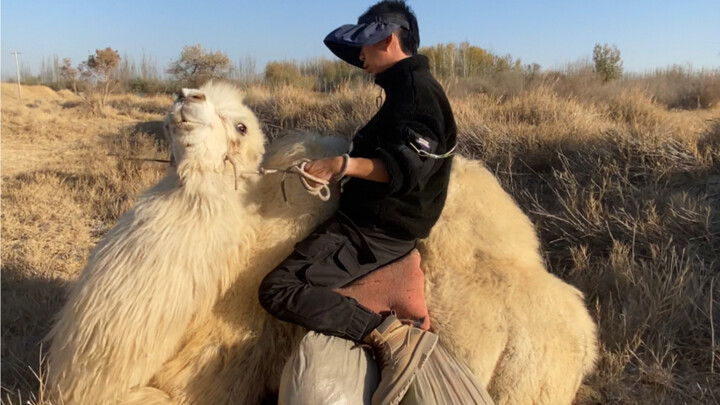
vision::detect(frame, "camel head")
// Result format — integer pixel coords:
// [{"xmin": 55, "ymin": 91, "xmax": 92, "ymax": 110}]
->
[{"xmin": 164, "ymin": 81, "xmax": 265, "ymax": 191}]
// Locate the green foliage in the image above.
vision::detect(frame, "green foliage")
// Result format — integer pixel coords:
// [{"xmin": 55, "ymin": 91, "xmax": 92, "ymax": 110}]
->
[
  {"xmin": 593, "ymin": 43, "xmax": 624, "ymax": 82},
  {"xmin": 20, "ymin": 75, "xmax": 43, "ymax": 85},
  {"xmin": 126, "ymin": 77, "xmax": 170, "ymax": 94},
  {"xmin": 167, "ymin": 43, "xmax": 232, "ymax": 87}
]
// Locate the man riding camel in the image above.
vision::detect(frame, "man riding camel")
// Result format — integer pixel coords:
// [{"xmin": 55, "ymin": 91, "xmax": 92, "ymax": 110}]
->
[{"xmin": 258, "ymin": 1, "xmax": 457, "ymax": 404}]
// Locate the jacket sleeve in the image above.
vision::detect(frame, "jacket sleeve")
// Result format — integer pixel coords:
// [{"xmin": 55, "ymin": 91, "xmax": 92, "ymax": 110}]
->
[{"xmin": 375, "ymin": 112, "xmax": 448, "ymax": 196}]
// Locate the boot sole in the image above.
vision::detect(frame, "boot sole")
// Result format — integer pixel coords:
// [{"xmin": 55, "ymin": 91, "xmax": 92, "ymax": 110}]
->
[{"xmin": 378, "ymin": 332, "xmax": 439, "ymax": 405}]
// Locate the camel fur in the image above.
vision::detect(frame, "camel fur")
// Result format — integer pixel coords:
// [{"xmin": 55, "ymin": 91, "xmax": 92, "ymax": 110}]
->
[
  {"xmin": 47, "ymin": 81, "xmax": 597, "ymax": 405},
  {"xmin": 46, "ymin": 82, "xmax": 272, "ymax": 403}
]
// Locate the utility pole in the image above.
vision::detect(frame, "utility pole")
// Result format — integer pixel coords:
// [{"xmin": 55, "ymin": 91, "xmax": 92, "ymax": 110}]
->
[{"xmin": 10, "ymin": 51, "xmax": 22, "ymax": 99}]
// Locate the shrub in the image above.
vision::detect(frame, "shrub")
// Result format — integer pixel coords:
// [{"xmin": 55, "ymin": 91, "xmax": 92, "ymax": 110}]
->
[
  {"xmin": 593, "ymin": 43, "xmax": 624, "ymax": 82},
  {"xmin": 77, "ymin": 47, "xmax": 122, "ymax": 114},
  {"xmin": 264, "ymin": 61, "xmax": 314, "ymax": 90},
  {"xmin": 636, "ymin": 66, "xmax": 720, "ymax": 109},
  {"xmin": 167, "ymin": 44, "xmax": 232, "ymax": 88},
  {"xmin": 125, "ymin": 77, "xmax": 171, "ymax": 95}
]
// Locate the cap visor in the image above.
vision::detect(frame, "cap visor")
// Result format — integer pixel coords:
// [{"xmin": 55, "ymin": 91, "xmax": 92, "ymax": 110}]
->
[{"xmin": 324, "ymin": 22, "xmax": 400, "ymax": 67}]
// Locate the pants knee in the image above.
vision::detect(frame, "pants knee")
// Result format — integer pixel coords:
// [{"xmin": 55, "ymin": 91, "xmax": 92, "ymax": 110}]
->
[
  {"xmin": 257, "ymin": 273, "xmax": 275, "ymax": 313},
  {"xmin": 257, "ymin": 270, "xmax": 293, "ymax": 316}
]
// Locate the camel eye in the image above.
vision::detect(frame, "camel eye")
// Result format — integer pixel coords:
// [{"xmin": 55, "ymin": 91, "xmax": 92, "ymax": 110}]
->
[{"xmin": 236, "ymin": 123, "xmax": 247, "ymax": 134}]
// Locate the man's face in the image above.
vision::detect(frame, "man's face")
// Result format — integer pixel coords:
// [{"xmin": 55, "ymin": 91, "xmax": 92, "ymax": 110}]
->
[{"xmin": 359, "ymin": 37, "xmax": 391, "ymax": 76}]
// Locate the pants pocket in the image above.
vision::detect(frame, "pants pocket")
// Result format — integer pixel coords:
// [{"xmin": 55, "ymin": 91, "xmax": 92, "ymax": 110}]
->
[
  {"xmin": 293, "ymin": 232, "xmax": 342, "ymax": 260},
  {"xmin": 333, "ymin": 243, "xmax": 361, "ymax": 276}
]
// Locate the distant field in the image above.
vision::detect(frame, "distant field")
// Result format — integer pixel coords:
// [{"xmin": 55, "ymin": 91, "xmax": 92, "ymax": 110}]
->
[{"xmin": 1, "ymin": 82, "xmax": 718, "ymax": 404}]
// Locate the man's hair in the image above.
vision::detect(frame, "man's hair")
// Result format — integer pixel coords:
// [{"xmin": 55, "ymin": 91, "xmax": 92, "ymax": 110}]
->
[{"xmin": 361, "ymin": 0, "xmax": 420, "ymax": 56}]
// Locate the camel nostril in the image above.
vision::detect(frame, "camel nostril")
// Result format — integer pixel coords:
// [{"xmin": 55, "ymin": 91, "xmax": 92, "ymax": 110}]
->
[{"xmin": 189, "ymin": 94, "xmax": 206, "ymax": 102}]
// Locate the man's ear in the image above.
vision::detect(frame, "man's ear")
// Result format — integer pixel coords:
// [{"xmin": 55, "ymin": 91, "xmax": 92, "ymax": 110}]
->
[{"xmin": 381, "ymin": 34, "xmax": 394, "ymax": 51}]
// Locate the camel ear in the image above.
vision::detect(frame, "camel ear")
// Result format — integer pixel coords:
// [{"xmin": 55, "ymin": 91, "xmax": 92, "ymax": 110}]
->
[
  {"xmin": 227, "ymin": 137, "xmax": 243, "ymax": 158},
  {"xmin": 225, "ymin": 127, "xmax": 248, "ymax": 167},
  {"xmin": 226, "ymin": 128, "xmax": 264, "ymax": 171},
  {"xmin": 224, "ymin": 117, "xmax": 245, "ymax": 156}
]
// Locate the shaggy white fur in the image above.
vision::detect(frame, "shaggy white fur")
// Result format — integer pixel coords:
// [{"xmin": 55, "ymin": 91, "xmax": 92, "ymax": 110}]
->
[
  {"xmin": 420, "ymin": 159, "xmax": 599, "ymax": 404},
  {"xmin": 46, "ymin": 82, "xmax": 269, "ymax": 404},
  {"xmin": 47, "ymin": 81, "xmax": 598, "ymax": 405}
]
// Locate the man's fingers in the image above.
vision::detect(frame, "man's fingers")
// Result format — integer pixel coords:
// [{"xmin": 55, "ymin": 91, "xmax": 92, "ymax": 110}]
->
[
  {"xmin": 304, "ymin": 160, "xmax": 332, "ymax": 181},
  {"xmin": 302, "ymin": 161, "xmax": 331, "ymax": 186},
  {"xmin": 304, "ymin": 161, "xmax": 318, "ymax": 172}
]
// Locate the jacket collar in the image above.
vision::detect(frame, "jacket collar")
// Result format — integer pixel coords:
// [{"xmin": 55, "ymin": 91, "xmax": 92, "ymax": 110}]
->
[{"xmin": 374, "ymin": 54, "xmax": 430, "ymax": 90}]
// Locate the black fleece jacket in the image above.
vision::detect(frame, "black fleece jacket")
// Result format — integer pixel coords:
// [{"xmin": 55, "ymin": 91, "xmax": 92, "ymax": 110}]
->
[{"xmin": 339, "ymin": 54, "xmax": 457, "ymax": 240}]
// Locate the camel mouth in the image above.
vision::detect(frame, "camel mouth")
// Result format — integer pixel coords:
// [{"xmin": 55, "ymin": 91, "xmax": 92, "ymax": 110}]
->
[
  {"xmin": 167, "ymin": 100, "xmax": 210, "ymax": 128},
  {"xmin": 169, "ymin": 120, "xmax": 206, "ymax": 132}
]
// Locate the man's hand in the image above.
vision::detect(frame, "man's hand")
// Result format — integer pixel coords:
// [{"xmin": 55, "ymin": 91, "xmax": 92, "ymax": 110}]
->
[
  {"xmin": 304, "ymin": 156, "xmax": 345, "ymax": 183},
  {"xmin": 305, "ymin": 156, "xmax": 390, "ymax": 184}
]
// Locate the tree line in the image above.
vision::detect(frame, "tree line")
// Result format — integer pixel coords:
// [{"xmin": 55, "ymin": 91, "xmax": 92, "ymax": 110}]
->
[
  {"xmin": 31, "ymin": 43, "xmax": 709, "ymax": 106},
  {"xmin": 19, "ymin": 42, "xmax": 628, "ymax": 93},
  {"xmin": 15, "ymin": 42, "xmax": 606, "ymax": 93},
  {"xmin": 14, "ymin": 42, "xmax": 718, "ymax": 110}
]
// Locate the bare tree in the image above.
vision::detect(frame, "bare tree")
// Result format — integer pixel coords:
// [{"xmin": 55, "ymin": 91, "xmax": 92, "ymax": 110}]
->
[
  {"xmin": 40, "ymin": 54, "xmax": 61, "ymax": 86},
  {"xmin": 234, "ymin": 55, "xmax": 258, "ymax": 84},
  {"xmin": 40, "ymin": 56, "xmax": 52, "ymax": 84},
  {"xmin": 140, "ymin": 50, "xmax": 159, "ymax": 80},
  {"xmin": 53, "ymin": 54, "xmax": 60, "ymax": 84},
  {"xmin": 60, "ymin": 58, "xmax": 78, "ymax": 93},
  {"xmin": 78, "ymin": 47, "xmax": 121, "ymax": 113},
  {"xmin": 117, "ymin": 51, "xmax": 135, "ymax": 86}
]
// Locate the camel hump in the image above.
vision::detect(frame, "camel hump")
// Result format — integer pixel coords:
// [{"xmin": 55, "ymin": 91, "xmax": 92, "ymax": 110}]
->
[{"xmin": 336, "ymin": 249, "xmax": 431, "ymax": 330}]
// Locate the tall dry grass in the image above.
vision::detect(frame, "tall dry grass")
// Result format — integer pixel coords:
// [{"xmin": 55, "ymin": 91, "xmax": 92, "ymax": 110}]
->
[{"xmin": 1, "ymin": 82, "xmax": 718, "ymax": 404}]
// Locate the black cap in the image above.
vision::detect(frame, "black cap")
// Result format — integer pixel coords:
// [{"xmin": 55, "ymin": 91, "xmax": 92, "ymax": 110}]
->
[{"xmin": 324, "ymin": 13, "xmax": 410, "ymax": 68}]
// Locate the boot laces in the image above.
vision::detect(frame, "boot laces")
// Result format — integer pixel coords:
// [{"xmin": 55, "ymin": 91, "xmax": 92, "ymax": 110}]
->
[
  {"xmin": 355, "ymin": 336, "xmax": 392, "ymax": 370},
  {"xmin": 354, "ymin": 311, "xmax": 424, "ymax": 370},
  {"xmin": 400, "ymin": 316, "xmax": 426, "ymax": 328},
  {"xmin": 372, "ymin": 338, "xmax": 392, "ymax": 370}
]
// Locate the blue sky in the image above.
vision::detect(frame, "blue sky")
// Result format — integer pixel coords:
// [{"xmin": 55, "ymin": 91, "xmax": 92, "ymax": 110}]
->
[{"xmin": 2, "ymin": 0, "xmax": 719, "ymax": 80}]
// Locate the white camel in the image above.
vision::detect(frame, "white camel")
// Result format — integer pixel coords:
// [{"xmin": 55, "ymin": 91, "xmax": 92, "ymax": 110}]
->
[
  {"xmin": 47, "ymin": 82, "xmax": 271, "ymax": 403},
  {"xmin": 47, "ymin": 81, "xmax": 597, "ymax": 405}
]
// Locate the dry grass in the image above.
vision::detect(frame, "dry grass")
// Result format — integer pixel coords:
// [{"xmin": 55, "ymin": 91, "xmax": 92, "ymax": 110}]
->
[
  {"xmin": 2, "ymin": 82, "xmax": 719, "ymax": 404},
  {"xmin": 1, "ymin": 85, "xmax": 170, "ymax": 403}
]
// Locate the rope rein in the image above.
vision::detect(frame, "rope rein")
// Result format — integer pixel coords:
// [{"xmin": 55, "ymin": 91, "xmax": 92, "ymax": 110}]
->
[
  {"xmin": 258, "ymin": 159, "xmax": 332, "ymax": 204},
  {"xmin": 225, "ymin": 156, "xmax": 332, "ymax": 205},
  {"xmin": 120, "ymin": 154, "xmax": 334, "ymax": 205}
]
